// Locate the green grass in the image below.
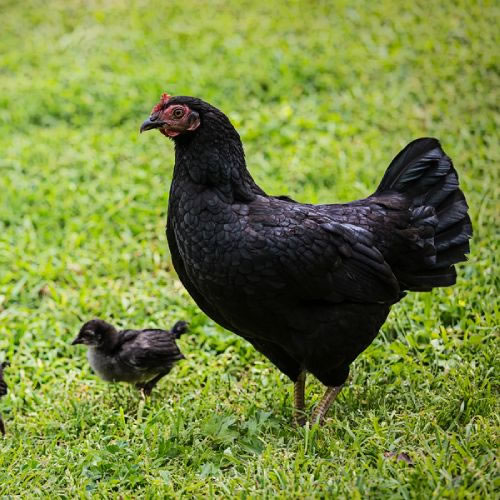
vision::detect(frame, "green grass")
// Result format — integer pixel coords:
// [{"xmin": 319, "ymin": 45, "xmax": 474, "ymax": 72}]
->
[{"xmin": 0, "ymin": 0, "xmax": 498, "ymax": 497}]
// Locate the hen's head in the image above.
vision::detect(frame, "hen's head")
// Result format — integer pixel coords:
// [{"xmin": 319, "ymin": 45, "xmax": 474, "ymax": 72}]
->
[{"xmin": 140, "ymin": 93, "xmax": 207, "ymax": 138}]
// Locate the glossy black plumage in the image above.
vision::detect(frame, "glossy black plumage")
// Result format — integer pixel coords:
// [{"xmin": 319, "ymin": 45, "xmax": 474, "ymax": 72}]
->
[
  {"xmin": 0, "ymin": 361, "xmax": 8, "ymax": 435},
  {"xmin": 72, "ymin": 319, "xmax": 188, "ymax": 395},
  {"xmin": 143, "ymin": 96, "xmax": 472, "ymax": 404}
]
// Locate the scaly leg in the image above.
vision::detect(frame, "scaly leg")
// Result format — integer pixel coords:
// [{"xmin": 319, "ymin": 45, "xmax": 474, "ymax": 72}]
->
[
  {"xmin": 293, "ymin": 371, "xmax": 307, "ymax": 426},
  {"xmin": 311, "ymin": 385, "xmax": 343, "ymax": 425}
]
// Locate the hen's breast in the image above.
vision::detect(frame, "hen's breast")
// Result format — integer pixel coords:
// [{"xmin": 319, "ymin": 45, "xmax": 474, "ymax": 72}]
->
[
  {"xmin": 171, "ymin": 190, "xmax": 252, "ymax": 290},
  {"xmin": 173, "ymin": 196, "xmax": 314, "ymax": 342}
]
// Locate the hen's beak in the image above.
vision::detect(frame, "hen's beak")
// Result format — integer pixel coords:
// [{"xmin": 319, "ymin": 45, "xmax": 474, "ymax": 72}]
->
[
  {"xmin": 71, "ymin": 337, "xmax": 83, "ymax": 345},
  {"xmin": 140, "ymin": 117, "xmax": 167, "ymax": 133}
]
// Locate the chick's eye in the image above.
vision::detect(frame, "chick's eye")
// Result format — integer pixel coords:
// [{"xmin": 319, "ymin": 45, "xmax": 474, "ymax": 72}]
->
[{"xmin": 172, "ymin": 108, "xmax": 185, "ymax": 119}]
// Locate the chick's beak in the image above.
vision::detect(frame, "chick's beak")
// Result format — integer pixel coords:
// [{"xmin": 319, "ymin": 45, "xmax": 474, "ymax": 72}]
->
[
  {"xmin": 140, "ymin": 117, "xmax": 167, "ymax": 133},
  {"xmin": 71, "ymin": 337, "xmax": 83, "ymax": 345}
]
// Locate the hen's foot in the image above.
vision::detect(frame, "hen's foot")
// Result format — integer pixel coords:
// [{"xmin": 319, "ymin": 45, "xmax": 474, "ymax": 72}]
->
[
  {"xmin": 311, "ymin": 385, "xmax": 343, "ymax": 425},
  {"xmin": 293, "ymin": 371, "xmax": 307, "ymax": 426}
]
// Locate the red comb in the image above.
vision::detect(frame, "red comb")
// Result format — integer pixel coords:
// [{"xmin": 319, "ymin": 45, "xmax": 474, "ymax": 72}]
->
[{"xmin": 152, "ymin": 92, "xmax": 171, "ymax": 113}]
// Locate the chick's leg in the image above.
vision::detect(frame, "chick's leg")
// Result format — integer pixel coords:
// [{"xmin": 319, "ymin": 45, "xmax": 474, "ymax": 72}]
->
[
  {"xmin": 311, "ymin": 385, "xmax": 343, "ymax": 425},
  {"xmin": 293, "ymin": 371, "xmax": 307, "ymax": 426},
  {"xmin": 136, "ymin": 368, "xmax": 172, "ymax": 397}
]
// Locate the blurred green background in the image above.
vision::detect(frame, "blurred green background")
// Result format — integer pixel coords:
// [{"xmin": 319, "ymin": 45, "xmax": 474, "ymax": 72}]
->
[{"xmin": 0, "ymin": 0, "xmax": 498, "ymax": 497}]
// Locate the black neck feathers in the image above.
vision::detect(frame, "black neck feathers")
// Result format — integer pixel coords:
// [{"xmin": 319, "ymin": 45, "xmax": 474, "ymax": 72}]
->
[{"xmin": 172, "ymin": 107, "xmax": 265, "ymax": 203}]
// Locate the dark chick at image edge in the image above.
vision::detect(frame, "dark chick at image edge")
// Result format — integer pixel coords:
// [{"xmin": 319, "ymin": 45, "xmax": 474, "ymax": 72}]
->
[
  {"xmin": 0, "ymin": 361, "xmax": 9, "ymax": 435},
  {"xmin": 72, "ymin": 319, "xmax": 188, "ymax": 396},
  {"xmin": 141, "ymin": 93, "xmax": 472, "ymax": 426}
]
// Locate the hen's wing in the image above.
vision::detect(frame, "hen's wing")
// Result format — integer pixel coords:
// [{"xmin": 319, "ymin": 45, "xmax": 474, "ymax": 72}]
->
[
  {"xmin": 117, "ymin": 330, "xmax": 184, "ymax": 372},
  {"xmin": 242, "ymin": 196, "xmax": 401, "ymax": 304}
]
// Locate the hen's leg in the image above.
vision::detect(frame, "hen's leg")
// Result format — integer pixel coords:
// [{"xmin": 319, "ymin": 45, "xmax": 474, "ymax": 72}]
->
[
  {"xmin": 245, "ymin": 338, "xmax": 303, "ymax": 423},
  {"xmin": 293, "ymin": 371, "xmax": 307, "ymax": 426},
  {"xmin": 0, "ymin": 416, "xmax": 5, "ymax": 435},
  {"xmin": 311, "ymin": 385, "xmax": 343, "ymax": 425}
]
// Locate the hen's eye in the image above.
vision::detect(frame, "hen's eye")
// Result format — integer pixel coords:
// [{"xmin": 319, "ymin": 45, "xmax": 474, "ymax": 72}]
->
[{"xmin": 172, "ymin": 108, "xmax": 184, "ymax": 119}]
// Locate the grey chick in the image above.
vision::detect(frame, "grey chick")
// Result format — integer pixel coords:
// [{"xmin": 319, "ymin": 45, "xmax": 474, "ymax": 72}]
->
[
  {"xmin": 72, "ymin": 319, "xmax": 188, "ymax": 396},
  {"xmin": 0, "ymin": 361, "xmax": 9, "ymax": 435}
]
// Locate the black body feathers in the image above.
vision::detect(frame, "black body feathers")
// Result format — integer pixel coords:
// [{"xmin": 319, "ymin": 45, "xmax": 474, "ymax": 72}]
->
[{"xmin": 155, "ymin": 97, "xmax": 472, "ymax": 389}]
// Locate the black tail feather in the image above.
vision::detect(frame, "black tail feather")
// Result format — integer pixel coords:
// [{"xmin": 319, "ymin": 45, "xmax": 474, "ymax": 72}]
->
[
  {"xmin": 376, "ymin": 138, "xmax": 472, "ymax": 291},
  {"xmin": 170, "ymin": 320, "xmax": 189, "ymax": 338}
]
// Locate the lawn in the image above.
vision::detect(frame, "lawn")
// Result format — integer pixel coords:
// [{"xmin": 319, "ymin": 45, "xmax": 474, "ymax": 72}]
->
[{"xmin": 0, "ymin": 0, "xmax": 498, "ymax": 497}]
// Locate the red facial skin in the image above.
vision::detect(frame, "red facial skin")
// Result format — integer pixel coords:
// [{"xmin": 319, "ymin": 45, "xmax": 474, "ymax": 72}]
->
[
  {"xmin": 152, "ymin": 92, "xmax": 171, "ymax": 113},
  {"xmin": 150, "ymin": 94, "xmax": 200, "ymax": 137}
]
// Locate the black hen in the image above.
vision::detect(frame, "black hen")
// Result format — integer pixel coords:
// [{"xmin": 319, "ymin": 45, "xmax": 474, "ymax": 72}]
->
[
  {"xmin": 72, "ymin": 319, "xmax": 188, "ymax": 396},
  {"xmin": 141, "ymin": 94, "xmax": 472, "ymax": 424},
  {"xmin": 0, "ymin": 361, "xmax": 8, "ymax": 435}
]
